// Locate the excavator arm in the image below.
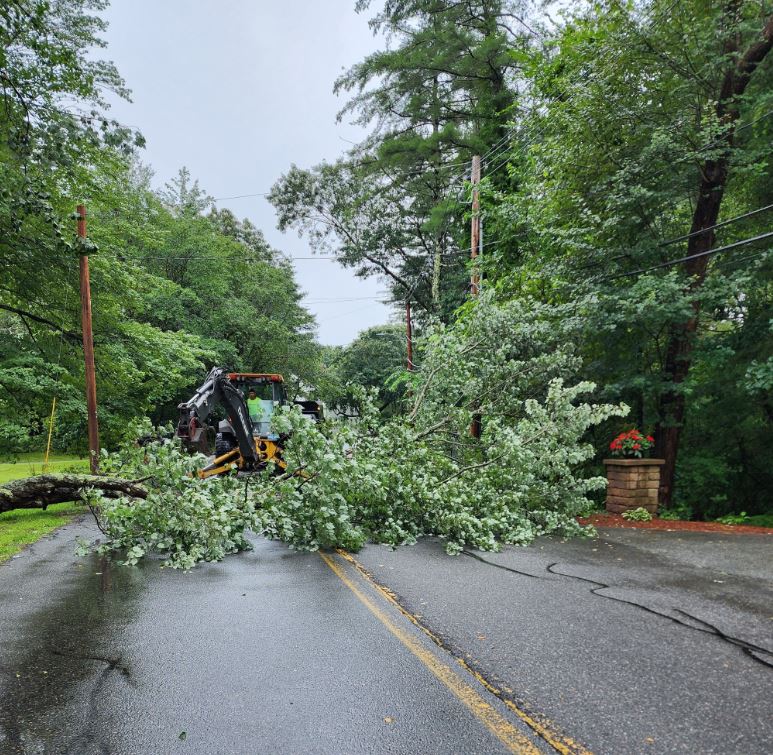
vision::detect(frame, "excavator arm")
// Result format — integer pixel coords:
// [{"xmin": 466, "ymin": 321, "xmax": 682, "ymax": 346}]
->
[{"xmin": 177, "ymin": 367, "xmax": 259, "ymax": 466}]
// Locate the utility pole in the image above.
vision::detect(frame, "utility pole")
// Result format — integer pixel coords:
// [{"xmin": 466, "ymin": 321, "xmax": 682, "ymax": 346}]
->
[
  {"xmin": 470, "ymin": 155, "xmax": 481, "ymax": 296},
  {"xmin": 77, "ymin": 204, "xmax": 100, "ymax": 474},
  {"xmin": 406, "ymin": 300, "xmax": 414, "ymax": 371},
  {"xmin": 469, "ymin": 156, "xmax": 482, "ymax": 439}
]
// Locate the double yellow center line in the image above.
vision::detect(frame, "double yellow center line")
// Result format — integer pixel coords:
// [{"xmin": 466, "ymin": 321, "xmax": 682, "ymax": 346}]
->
[{"xmin": 319, "ymin": 551, "xmax": 543, "ymax": 754}]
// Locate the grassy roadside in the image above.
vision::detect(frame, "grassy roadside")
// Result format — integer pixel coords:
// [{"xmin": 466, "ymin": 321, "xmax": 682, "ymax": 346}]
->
[
  {"xmin": 746, "ymin": 514, "xmax": 773, "ymax": 528},
  {"xmin": 0, "ymin": 454, "xmax": 89, "ymax": 563}
]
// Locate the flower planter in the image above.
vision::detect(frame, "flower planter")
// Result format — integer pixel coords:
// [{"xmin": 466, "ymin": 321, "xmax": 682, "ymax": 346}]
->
[{"xmin": 603, "ymin": 458, "xmax": 664, "ymax": 516}]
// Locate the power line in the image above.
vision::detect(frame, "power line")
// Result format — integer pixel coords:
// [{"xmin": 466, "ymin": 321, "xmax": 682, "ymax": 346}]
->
[
  {"xmin": 304, "ymin": 295, "xmax": 389, "ymax": 303},
  {"xmin": 88, "ymin": 7, "xmax": 773, "ymax": 294},
  {"xmin": 479, "ymin": 6, "xmax": 773, "ymax": 235},
  {"xmin": 464, "ymin": 0, "xmax": 679, "ymax": 188},
  {"xmin": 126, "ymin": 15, "xmax": 728, "ymax": 279},
  {"xmin": 213, "ymin": 192, "xmax": 270, "ymax": 201},
  {"xmin": 659, "ymin": 203, "xmax": 773, "ymax": 246},
  {"xmin": 598, "ymin": 231, "xmax": 773, "ymax": 281},
  {"xmin": 120, "ymin": 252, "xmax": 338, "ymax": 262},
  {"xmin": 314, "ymin": 300, "xmax": 390, "ymax": 322},
  {"xmin": 573, "ymin": 199, "xmax": 773, "ymax": 273},
  {"xmin": 716, "ymin": 247, "xmax": 772, "ymax": 270},
  {"xmin": 484, "ymin": 150, "xmax": 516, "ymax": 179},
  {"xmin": 476, "ymin": 106, "xmax": 773, "ymax": 235},
  {"xmin": 691, "ymin": 107, "xmax": 773, "ymax": 157},
  {"xmin": 637, "ymin": 108, "xmax": 773, "ymax": 191}
]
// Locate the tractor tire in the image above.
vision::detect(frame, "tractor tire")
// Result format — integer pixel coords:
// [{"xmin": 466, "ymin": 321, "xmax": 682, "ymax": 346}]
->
[{"xmin": 215, "ymin": 433, "xmax": 235, "ymax": 458}]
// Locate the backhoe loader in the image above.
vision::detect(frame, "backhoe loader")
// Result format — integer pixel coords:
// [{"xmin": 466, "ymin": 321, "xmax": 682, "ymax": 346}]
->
[{"xmin": 177, "ymin": 368, "xmax": 323, "ymax": 478}]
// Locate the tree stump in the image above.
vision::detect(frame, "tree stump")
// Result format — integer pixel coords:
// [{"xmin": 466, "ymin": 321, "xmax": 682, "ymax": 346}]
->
[{"xmin": 603, "ymin": 459, "xmax": 664, "ymax": 516}]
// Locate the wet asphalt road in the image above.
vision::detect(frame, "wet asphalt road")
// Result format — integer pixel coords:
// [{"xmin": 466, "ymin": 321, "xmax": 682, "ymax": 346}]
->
[
  {"xmin": 0, "ymin": 520, "xmax": 771, "ymax": 755},
  {"xmin": 0, "ymin": 519, "xmax": 546, "ymax": 755},
  {"xmin": 356, "ymin": 530, "xmax": 773, "ymax": 754}
]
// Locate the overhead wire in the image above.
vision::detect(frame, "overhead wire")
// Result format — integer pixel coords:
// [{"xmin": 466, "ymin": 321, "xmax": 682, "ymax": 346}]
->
[
  {"xmin": 459, "ymin": 0, "xmax": 682, "ymax": 191},
  {"xmin": 352, "ymin": 3, "xmax": 769, "ymax": 289},
  {"xmin": 659, "ymin": 203, "xmax": 773, "ymax": 246},
  {"xmin": 87, "ymin": 3, "xmax": 771, "ymax": 299},
  {"xmin": 313, "ymin": 300, "xmax": 391, "ymax": 323},
  {"xmin": 572, "ymin": 199, "xmax": 773, "ymax": 273},
  {"xmin": 209, "ymin": 151, "xmax": 490, "ymax": 205},
  {"xmin": 213, "ymin": 192, "xmax": 270, "ymax": 201},
  {"xmin": 304, "ymin": 295, "xmax": 389, "ymax": 303},
  {"xmin": 715, "ymin": 247, "xmax": 772, "ymax": 271},
  {"xmin": 115, "ymin": 251, "xmax": 338, "ymax": 262},
  {"xmin": 596, "ymin": 231, "xmax": 773, "ymax": 281}
]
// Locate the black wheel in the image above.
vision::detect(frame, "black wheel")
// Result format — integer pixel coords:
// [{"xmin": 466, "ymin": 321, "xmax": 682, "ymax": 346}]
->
[{"xmin": 215, "ymin": 433, "xmax": 235, "ymax": 457}]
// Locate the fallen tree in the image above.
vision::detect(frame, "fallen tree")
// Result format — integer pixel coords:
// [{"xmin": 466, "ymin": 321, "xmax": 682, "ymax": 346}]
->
[
  {"xmin": 77, "ymin": 294, "xmax": 629, "ymax": 569},
  {"xmin": 0, "ymin": 474, "xmax": 148, "ymax": 514}
]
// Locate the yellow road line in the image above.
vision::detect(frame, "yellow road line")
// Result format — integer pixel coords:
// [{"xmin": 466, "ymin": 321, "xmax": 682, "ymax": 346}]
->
[
  {"xmin": 334, "ymin": 549, "xmax": 592, "ymax": 755},
  {"xmin": 319, "ymin": 551, "xmax": 541, "ymax": 755}
]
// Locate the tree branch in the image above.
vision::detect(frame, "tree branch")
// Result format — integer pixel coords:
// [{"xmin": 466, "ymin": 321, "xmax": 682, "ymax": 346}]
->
[
  {"xmin": 0, "ymin": 303, "xmax": 80, "ymax": 342},
  {"xmin": 0, "ymin": 474, "xmax": 149, "ymax": 513}
]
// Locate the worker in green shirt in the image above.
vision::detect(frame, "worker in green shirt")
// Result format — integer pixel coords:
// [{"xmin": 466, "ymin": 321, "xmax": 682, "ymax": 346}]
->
[{"xmin": 246, "ymin": 388, "xmax": 263, "ymax": 430}]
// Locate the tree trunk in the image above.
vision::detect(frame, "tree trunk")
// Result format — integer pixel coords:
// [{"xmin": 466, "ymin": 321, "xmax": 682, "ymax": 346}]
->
[
  {"xmin": 656, "ymin": 10, "xmax": 773, "ymax": 507},
  {"xmin": 431, "ymin": 73, "xmax": 443, "ymax": 310},
  {"xmin": 0, "ymin": 474, "xmax": 148, "ymax": 514}
]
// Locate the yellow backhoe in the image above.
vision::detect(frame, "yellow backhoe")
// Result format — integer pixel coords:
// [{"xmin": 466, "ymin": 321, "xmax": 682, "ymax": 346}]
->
[{"xmin": 176, "ymin": 368, "xmax": 322, "ymax": 478}]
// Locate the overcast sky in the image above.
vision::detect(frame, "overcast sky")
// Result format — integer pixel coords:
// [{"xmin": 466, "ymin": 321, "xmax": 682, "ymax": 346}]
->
[{"xmin": 100, "ymin": 0, "xmax": 392, "ymax": 346}]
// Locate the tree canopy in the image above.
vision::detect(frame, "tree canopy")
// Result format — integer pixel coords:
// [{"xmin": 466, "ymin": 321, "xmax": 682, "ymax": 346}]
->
[
  {"xmin": 272, "ymin": 0, "xmax": 773, "ymax": 518},
  {"xmin": 0, "ymin": 0, "xmax": 322, "ymax": 453}
]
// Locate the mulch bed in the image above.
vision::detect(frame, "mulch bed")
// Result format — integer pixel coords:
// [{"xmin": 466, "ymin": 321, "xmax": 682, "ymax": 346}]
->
[{"xmin": 578, "ymin": 513, "xmax": 773, "ymax": 535}]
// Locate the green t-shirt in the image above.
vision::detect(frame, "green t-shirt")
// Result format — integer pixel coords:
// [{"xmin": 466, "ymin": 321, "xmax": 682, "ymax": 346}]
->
[{"xmin": 246, "ymin": 397, "xmax": 262, "ymax": 421}]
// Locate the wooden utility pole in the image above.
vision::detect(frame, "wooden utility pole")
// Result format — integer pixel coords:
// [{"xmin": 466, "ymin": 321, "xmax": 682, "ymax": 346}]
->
[
  {"xmin": 406, "ymin": 300, "xmax": 414, "ymax": 371},
  {"xmin": 77, "ymin": 205, "xmax": 100, "ymax": 474},
  {"xmin": 470, "ymin": 155, "xmax": 481, "ymax": 296},
  {"xmin": 469, "ymin": 156, "xmax": 482, "ymax": 439}
]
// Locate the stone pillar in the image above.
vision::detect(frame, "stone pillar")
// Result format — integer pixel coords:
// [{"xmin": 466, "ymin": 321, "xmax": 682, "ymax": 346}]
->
[{"xmin": 603, "ymin": 458, "xmax": 665, "ymax": 515}]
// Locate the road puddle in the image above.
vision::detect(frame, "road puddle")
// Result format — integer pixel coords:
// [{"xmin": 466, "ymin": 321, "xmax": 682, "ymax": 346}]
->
[{"xmin": 0, "ymin": 552, "xmax": 147, "ymax": 754}]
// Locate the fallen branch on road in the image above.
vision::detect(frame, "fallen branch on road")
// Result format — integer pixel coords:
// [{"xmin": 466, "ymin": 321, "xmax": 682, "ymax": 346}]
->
[{"xmin": 0, "ymin": 474, "xmax": 149, "ymax": 514}]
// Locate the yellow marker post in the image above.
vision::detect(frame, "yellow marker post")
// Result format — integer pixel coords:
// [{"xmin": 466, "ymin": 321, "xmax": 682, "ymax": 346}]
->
[{"xmin": 43, "ymin": 397, "xmax": 57, "ymax": 473}]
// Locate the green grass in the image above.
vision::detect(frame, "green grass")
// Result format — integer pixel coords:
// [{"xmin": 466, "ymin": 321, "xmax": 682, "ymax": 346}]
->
[
  {"xmin": 0, "ymin": 502, "xmax": 84, "ymax": 562},
  {"xmin": 746, "ymin": 514, "xmax": 773, "ymax": 528},
  {"xmin": 0, "ymin": 453, "xmax": 89, "ymax": 563},
  {"xmin": 0, "ymin": 453, "xmax": 88, "ymax": 484}
]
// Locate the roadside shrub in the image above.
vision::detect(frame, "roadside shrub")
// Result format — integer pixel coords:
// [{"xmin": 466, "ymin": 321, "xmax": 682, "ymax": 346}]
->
[
  {"xmin": 621, "ymin": 507, "xmax": 652, "ymax": 522},
  {"xmin": 714, "ymin": 511, "xmax": 750, "ymax": 525}
]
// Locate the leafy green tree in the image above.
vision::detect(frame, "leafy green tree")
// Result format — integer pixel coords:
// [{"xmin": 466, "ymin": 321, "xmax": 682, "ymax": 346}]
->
[
  {"xmin": 0, "ymin": 3, "xmax": 324, "ymax": 452},
  {"xmin": 82, "ymin": 164, "xmax": 322, "ymax": 429},
  {"xmin": 0, "ymin": 0, "xmax": 149, "ymax": 452},
  {"xmin": 271, "ymin": 0, "xmax": 530, "ymax": 321},
  {"xmin": 325, "ymin": 324, "xmax": 408, "ymax": 413},
  {"xmin": 483, "ymin": 0, "xmax": 773, "ymax": 511}
]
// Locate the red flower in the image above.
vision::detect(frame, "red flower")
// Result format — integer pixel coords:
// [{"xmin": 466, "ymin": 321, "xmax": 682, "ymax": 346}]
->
[{"xmin": 609, "ymin": 428, "xmax": 655, "ymax": 457}]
